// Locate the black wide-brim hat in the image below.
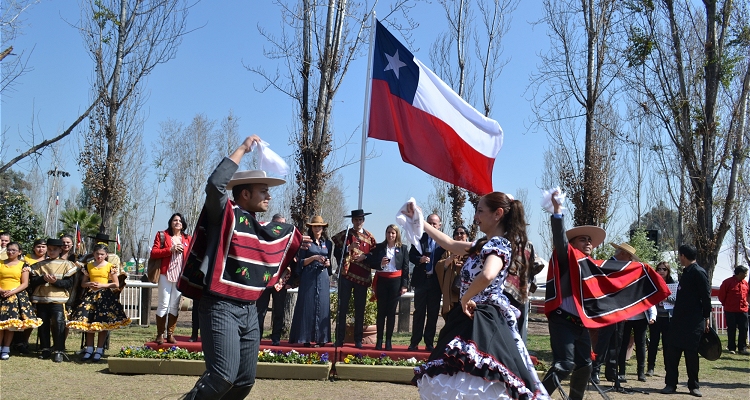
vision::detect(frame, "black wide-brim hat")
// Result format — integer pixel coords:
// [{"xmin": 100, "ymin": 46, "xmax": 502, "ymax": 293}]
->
[
  {"xmin": 46, "ymin": 238, "xmax": 63, "ymax": 247},
  {"xmin": 344, "ymin": 209, "xmax": 371, "ymax": 218},
  {"xmin": 698, "ymin": 326, "xmax": 722, "ymax": 361},
  {"xmin": 88, "ymin": 233, "xmax": 116, "ymax": 243}
]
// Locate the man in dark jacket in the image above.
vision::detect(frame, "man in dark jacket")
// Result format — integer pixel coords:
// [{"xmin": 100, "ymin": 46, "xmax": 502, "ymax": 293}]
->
[
  {"xmin": 408, "ymin": 213, "xmax": 443, "ymax": 351},
  {"xmin": 661, "ymin": 244, "xmax": 711, "ymax": 397}
]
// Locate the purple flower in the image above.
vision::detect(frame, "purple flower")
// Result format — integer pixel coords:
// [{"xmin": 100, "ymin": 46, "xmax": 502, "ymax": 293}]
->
[
  {"xmin": 380, "ymin": 353, "xmax": 387, "ymax": 359},
  {"xmin": 321, "ymin": 353, "xmax": 329, "ymax": 362},
  {"xmin": 355, "ymin": 353, "xmax": 363, "ymax": 358}
]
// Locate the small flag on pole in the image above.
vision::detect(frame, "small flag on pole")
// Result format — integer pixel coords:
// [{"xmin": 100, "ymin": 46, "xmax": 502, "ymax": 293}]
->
[
  {"xmin": 116, "ymin": 226, "xmax": 121, "ymax": 252},
  {"xmin": 55, "ymin": 193, "xmax": 59, "ymax": 206}
]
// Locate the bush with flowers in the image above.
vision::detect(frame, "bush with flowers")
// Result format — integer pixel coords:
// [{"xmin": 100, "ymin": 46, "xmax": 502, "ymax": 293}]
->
[
  {"xmin": 116, "ymin": 345, "xmax": 204, "ymax": 360},
  {"xmin": 341, "ymin": 353, "xmax": 423, "ymax": 366},
  {"xmin": 257, "ymin": 348, "xmax": 330, "ymax": 364}
]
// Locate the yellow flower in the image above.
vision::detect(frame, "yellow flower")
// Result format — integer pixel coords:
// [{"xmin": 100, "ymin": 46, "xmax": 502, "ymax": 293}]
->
[{"xmin": 344, "ymin": 358, "xmax": 350, "ymax": 364}]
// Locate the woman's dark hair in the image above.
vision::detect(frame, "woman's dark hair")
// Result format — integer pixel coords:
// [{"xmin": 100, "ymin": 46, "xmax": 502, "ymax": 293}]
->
[
  {"xmin": 306, "ymin": 226, "xmax": 329, "ymax": 243},
  {"xmin": 92, "ymin": 243, "xmax": 109, "ymax": 254},
  {"xmin": 735, "ymin": 265, "xmax": 749, "ymax": 275},
  {"xmin": 467, "ymin": 192, "xmax": 529, "ymax": 289},
  {"xmin": 33, "ymin": 238, "xmax": 47, "ymax": 247},
  {"xmin": 5, "ymin": 241, "xmax": 21, "ymax": 254},
  {"xmin": 453, "ymin": 226, "xmax": 468, "ymax": 238},
  {"xmin": 167, "ymin": 213, "xmax": 188, "ymax": 236},
  {"xmin": 656, "ymin": 261, "xmax": 675, "ymax": 284}
]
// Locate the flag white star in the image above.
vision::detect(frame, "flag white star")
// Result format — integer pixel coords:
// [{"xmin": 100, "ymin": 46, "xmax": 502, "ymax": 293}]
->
[{"xmin": 384, "ymin": 49, "xmax": 407, "ymax": 79}]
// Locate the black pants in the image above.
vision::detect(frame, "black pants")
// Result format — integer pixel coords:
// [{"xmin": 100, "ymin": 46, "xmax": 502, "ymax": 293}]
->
[
  {"xmin": 593, "ymin": 321, "xmax": 623, "ymax": 376},
  {"xmin": 664, "ymin": 343, "xmax": 700, "ymax": 390},
  {"xmin": 548, "ymin": 310, "xmax": 591, "ymax": 371},
  {"xmin": 336, "ymin": 277, "xmax": 368, "ymax": 344},
  {"xmin": 375, "ymin": 276, "xmax": 401, "ymax": 344},
  {"xmin": 410, "ymin": 275, "xmax": 441, "ymax": 347},
  {"xmin": 255, "ymin": 287, "xmax": 287, "ymax": 342},
  {"xmin": 725, "ymin": 311, "xmax": 749, "ymax": 352},
  {"xmin": 619, "ymin": 319, "xmax": 648, "ymax": 375},
  {"xmin": 647, "ymin": 315, "xmax": 670, "ymax": 369},
  {"xmin": 36, "ymin": 303, "xmax": 66, "ymax": 352}
]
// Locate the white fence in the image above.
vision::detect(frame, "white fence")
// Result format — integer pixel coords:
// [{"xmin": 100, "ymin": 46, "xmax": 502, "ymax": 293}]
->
[{"xmin": 120, "ymin": 280, "xmax": 157, "ymax": 326}]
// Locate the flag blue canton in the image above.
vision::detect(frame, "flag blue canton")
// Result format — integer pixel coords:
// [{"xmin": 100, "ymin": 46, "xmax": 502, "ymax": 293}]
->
[{"xmin": 372, "ymin": 20, "xmax": 419, "ymax": 104}]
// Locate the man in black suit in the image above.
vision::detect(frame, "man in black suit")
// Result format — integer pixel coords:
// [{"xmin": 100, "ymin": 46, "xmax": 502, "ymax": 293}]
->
[
  {"xmin": 408, "ymin": 214, "xmax": 443, "ymax": 351},
  {"xmin": 661, "ymin": 244, "xmax": 711, "ymax": 398}
]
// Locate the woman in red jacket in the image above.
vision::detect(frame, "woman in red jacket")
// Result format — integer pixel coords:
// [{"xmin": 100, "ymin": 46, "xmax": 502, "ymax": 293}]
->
[{"xmin": 151, "ymin": 213, "xmax": 191, "ymax": 344}]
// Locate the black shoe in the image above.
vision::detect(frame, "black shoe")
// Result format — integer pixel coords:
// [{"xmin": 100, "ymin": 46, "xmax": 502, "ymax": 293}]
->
[
  {"xmin": 660, "ymin": 385, "xmax": 677, "ymax": 394},
  {"xmin": 39, "ymin": 350, "xmax": 52, "ymax": 360},
  {"xmin": 271, "ymin": 341, "xmax": 280, "ymax": 346},
  {"xmin": 689, "ymin": 388, "xmax": 702, "ymax": 397},
  {"xmin": 646, "ymin": 368, "xmax": 654, "ymax": 376},
  {"xmin": 407, "ymin": 345, "xmax": 418, "ymax": 351},
  {"xmin": 52, "ymin": 352, "xmax": 64, "ymax": 363},
  {"xmin": 303, "ymin": 342, "xmax": 312, "ymax": 348},
  {"xmin": 591, "ymin": 372, "xmax": 600, "ymax": 385},
  {"xmin": 334, "ymin": 342, "xmax": 343, "ymax": 347},
  {"xmin": 15, "ymin": 343, "xmax": 30, "ymax": 354},
  {"xmin": 638, "ymin": 372, "xmax": 646, "ymax": 382},
  {"xmin": 385, "ymin": 343, "xmax": 393, "ymax": 351},
  {"xmin": 374, "ymin": 344, "xmax": 382, "ymax": 350},
  {"xmin": 354, "ymin": 342, "xmax": 363, "ymax": 349},
  {"xmin": 425, "ymin": 344, "xmax": 434, "ymax": 351},
  {"xmin": 617, "ymin": 375, "xmax": 628, "ymax": 383}
]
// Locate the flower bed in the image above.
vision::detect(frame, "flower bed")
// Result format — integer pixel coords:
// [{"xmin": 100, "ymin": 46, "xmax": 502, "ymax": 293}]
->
[
  {"xmin": 109, "ymin": 346, "xmax": 331, "ymax": 380},
  {"xmin": 335, "ymin": 353, "xmax": 424, "ymax": 384}
]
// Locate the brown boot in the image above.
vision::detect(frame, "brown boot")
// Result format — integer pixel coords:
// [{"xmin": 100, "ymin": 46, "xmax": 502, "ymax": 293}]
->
[
  {"xmin": 166, "ymin": 314, "xmax": 178, "ymax": 344},
  {"xmin": 155, "ymin": 315, "xmax": 166, "ymax": 345}
]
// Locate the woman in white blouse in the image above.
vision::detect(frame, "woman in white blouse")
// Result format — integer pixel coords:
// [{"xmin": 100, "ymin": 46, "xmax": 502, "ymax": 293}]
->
[{"xmin": 366, "ymin": 224, "xmax": 409, "ymax": 351}]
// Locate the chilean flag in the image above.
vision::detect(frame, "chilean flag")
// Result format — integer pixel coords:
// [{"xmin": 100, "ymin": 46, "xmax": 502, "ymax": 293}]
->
[{"xmin": 367, "ymin": 20, "xmax": 503, "ymax": 195}]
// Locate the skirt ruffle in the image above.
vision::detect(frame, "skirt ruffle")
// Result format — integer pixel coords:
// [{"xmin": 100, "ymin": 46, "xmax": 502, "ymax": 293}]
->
[
  {"xmin": 67, "ymin": 288, "xmax": 131, "ymax": 332},
  {"xmin": 0, "ymin": 292, "xmax": 43, "ymax": 331},
  {"xmin": 413, "ymin": 305, "xmax": 548, "ymax": 400},
  {"xmin": 416, "ymin": 372, "xmax": 511, "ymax": 399}
]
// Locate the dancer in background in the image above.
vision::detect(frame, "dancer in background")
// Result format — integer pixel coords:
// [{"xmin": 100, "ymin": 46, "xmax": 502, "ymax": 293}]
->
[{"xmin": 0, "ymin": 242, "xmax": 42, "ymax": 360}]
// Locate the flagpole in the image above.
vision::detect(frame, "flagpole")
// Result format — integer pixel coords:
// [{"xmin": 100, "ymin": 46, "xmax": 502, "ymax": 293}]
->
[{"xmin": 357, "ymin": 12, "xmax": 377, "ymax": 209}]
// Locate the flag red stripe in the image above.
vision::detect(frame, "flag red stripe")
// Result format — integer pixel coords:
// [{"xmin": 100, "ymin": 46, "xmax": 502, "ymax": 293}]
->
[{"xmin": 368, "ymin": 79, "xmax": 495, "ymax": 195}]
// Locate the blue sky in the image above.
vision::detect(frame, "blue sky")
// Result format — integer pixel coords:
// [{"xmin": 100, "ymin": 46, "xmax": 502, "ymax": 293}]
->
[{"xmin": 2, "ymin": 1, "xmax": 565, "ymax": 259}]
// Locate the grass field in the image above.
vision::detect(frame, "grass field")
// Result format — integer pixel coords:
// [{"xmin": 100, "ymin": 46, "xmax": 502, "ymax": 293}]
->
[{"xmin": 0, "ymin": 324, "xmax": 748, "ymax": 399}]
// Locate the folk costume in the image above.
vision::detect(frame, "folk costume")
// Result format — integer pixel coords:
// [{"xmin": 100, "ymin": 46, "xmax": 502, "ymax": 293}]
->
[
  {"xmin": 0, "ymin": 261, "xmax": 42, "ymax": 331},
  {"xmin": 414, "ymin": 237, "xmax": 548, "ymax": 399},
  {"xmin": 331, "ymin": 214, "xmax": 377, "ymax": 346},
  {"xmin": 67, "ymin": 261, "xmax": 131, "ymax": 332},
  {"xmin": 289, "ymin": 217, "xmax": 333, "ymax": 346},
  {"xmin": 542, "ymin": 214, "xmax": 669, "ymax": 399},
  {"xmin": 29, "ymin": 249, "xmax": 78, "ymax": 358},
  {"xmin": 179, "ymin": 159, "xmax": 302, "ymax": 399}
]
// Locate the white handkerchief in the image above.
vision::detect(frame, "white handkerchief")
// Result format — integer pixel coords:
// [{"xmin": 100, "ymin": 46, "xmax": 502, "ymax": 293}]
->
[
  {"xmin": 253, "ymin": 141, "xmax": 289, "ymax": 176},
  {"xmin": 396, "ymin": 197, "xmax": 425, "ymax": 254},
  {"xmin": 541, "ymin": 186, "xmax": 567, "ymax": 214}
]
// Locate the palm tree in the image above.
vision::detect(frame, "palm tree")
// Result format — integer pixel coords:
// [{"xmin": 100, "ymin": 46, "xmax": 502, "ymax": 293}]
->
[{"xmin": 58, "ymin": 208, "xmax": 101, "ymax": 238}]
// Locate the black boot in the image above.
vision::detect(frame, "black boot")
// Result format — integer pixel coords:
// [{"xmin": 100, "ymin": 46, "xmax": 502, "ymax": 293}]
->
[
  {"xmin": 637, "ymin": 364, "xmax": 646, "ymax": 382},
  {"xmin": 591, "ymin": 363, "xmax": 601, "ymax": 384},
  {"xmin": 385, "ymin": 334, "xmax": 393, "ymax": 351},
  {"xmin": 569, "ymin": 364, "xmax": 592, "ymax": 400},
  {"xmin": 541, "ymin": 364, "xmax": 571, "ymax": 397},
  {"xmin": 221, "ymin": 384, "xmax": 253, "ymax": 400},
  {"xmin": 183, "ymin": 371, "xmax": 233, "ymax": 400}
]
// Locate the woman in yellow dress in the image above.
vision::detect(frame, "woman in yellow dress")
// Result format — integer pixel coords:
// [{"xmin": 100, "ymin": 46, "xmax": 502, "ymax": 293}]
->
[
  {"xmin": 67, "ymin": 244, "xmax": 131, "ymax": 362},
  {"xmin": 0, "ymin": 242, "xmax": 42, "ymax": 360},
  {"xmin": 14, "ymin": 238, "xmax": 47, "ymax": 354}
]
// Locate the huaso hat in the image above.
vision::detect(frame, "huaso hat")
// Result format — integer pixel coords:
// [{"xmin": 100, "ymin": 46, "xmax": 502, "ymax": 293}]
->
[
  {"xmin": 306, "ymin": 216, "xmax": 329, "ymax": 227},
  {"xmin": 226, "ymin": 170, "xmax": 285, "ymax": 190},
  {"xmin": 344, "ymin": 209, "xmax": 371, "ymax": 218},
  {"xmin": 565, "ymin": 225, "xmax": 606, "ymax": 248},
  {"xmin": 611, "ymin": 242, "xmax": 640, "ymax": 262}
]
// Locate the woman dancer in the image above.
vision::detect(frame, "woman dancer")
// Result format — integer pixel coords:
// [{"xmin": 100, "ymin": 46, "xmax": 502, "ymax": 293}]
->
[
  {"xmin": 647, "ymin": 261, "xmax": 676, "ymax": 376},
  {"xmin": 366, "ymin": 224, "xmax": 409, "ymax": 351},
  {"xmin": 406, "ymin": 193, "xmax": 548, "ymax": 399},
  {"xmin": 0, "ymin": 242, "xmax": 42, "ymax": 360},
  {"xmin": 289, "ymin": 216, "xmax": 333, "ymax": 347},
  {"xmin": 150, "ymin": 213, "xmax": 191, "ymax": 344},
  {"xmin": 68, "ymin": 244, "xmax": 131, "ymax": 362}
]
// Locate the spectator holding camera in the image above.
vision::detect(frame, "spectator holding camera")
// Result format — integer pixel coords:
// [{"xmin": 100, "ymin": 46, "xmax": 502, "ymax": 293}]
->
[{"xmin": 289, "ymin": 216, "xmax": 333, "ymax": 347}]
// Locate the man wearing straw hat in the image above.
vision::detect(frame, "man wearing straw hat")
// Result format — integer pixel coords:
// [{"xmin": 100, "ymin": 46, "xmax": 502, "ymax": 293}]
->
[
  {"xmin": 181, "ymin": 136, "xmax": 307, "ymax": 400},
  {"xmin": 541, "ymin": 193, "xmax": 606, "ymax": 400}
]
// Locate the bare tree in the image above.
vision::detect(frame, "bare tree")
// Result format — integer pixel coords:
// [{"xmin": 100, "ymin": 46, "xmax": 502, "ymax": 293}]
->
[
  {"xmin": 77, "ymin": 0, "xmax": 190, "ymax": 233},
  {"xmin": 157, "ymin": 115, "xmax": 217, "ymax": 230},
  {"xmin": 249, "ymin": 0, "xmax": 417, "ymax": 228},
  {"xmin": 624, "ymin": 0, "xmax": 749, "ymax": 279},
  {"xmin": 0, "ymin": 0, "xmax": 40, "ymax": 92},
  {"xmin": 531, "ymin": 0, "xmax": 625, "ymax": 227}
]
